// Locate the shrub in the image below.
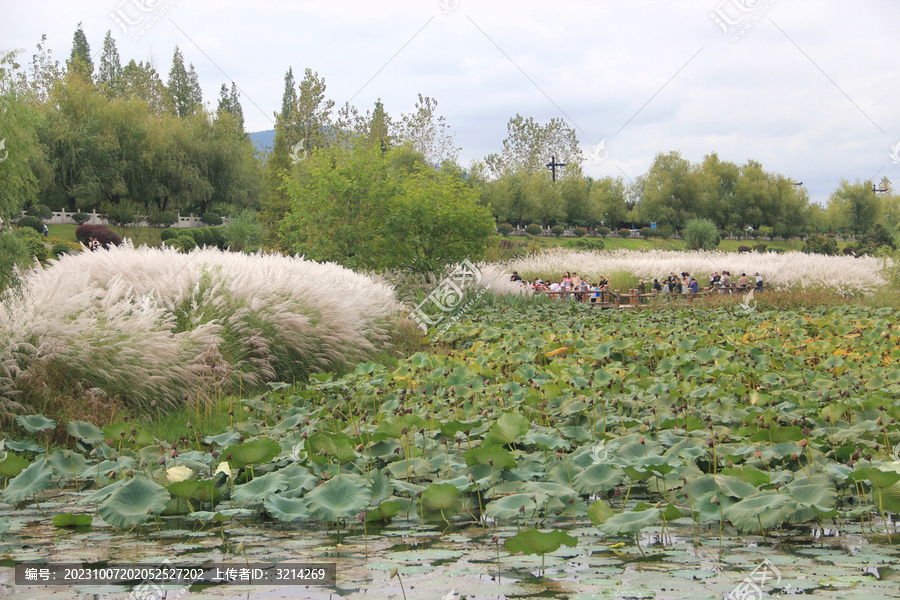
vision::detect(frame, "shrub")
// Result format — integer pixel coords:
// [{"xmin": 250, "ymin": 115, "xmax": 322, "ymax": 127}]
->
[
  {"xmin": 71, "ymin": 212, "xmax": 91, "ymax": 225},
  {"xmin": 200, "ymin": 212, "xmax": 223, "ymax": 226},
  {"xmin": 753, "ymin": 242, "xmax": 768, "ymax": 253},
  {"xmin": 74, "ymin": 224, "xmax": 123, "ymax": 247},
  {"xmin": 683, "ymin": 219, "xmax": 721, "ymax": 250},
  {"xmin": 176, "ymin": 234, "xmax": 197, "ymax": 252},
  {"xmin": 571, "ymin": 238, "xmax": 605, "ymax": 251},
  {"xmin": 190, "ymin": 229, "xmax": 206, "ymax": 245},
  {"xmin": 738, "ymin": 245, "xmax": 751, "ymax": 253},
  {"xmin": 658, "ymin": 224, "xmax": 674, "ymax": 240},
  {"xmin": 551, "ymin": 225, "xmax": 566, "ymax": 237},
  {"xmin": 220, "ymin": 211, "xmax": 261, "ymax": 251},
  {"xmin": 640, "ymin": 227, "xmax": 652, "ymax": 239},
  {"xmin": 203, "ymin": 228, "xmax": 218, "ymax": 247},
  {"xmin": 856, "ymin": 223, "xmax": 896, "ymax": 256},
  {"xmin": 749, "ymin": 229, "xmax": 762, "ymax": 239},
  {"xmin": 17, "ymin": 215, "xmax": 44, "ymax": 234},
  {"xmin": 497, "ymin": 223, "xmax": 514, "ymax": 236},
  {"xmin": 574, "ymin": 227, "xmax": 588, "ymax": 237},
  {"xmin": 207, "ymin": 226, "xmax": 226, "ymax": 249},
  {"xmin": 802, "ymin": 234, "xmax": 839, "ymax": 256},
  {"xmin": 617, "ymin": 228, "xmax": 631, "ymax": 238},
  {"xmin": 16, "ymin": 227, "xmax": 49, "ymax": 263},
  {"xmin": 148, "ymin": 211, "xmax": 177, "ymax": 228},
  {"xmin": 52, "ymin": 243, "xmax": 72, "ymax": 258},
  {"xmin": 160, "ymin": 228, "xmax": 179, "ymax": 242},
  {"xmin": 719, "ymin": 230, "xmax": 730, "ymax": 239},
  {"xmin": 597, "ymin": 227, "xmax": 610, "ymax": 237},
  {"xmin": 27, "ymin": 204, "xmax": 52, "ymax": 220},
  {"xmin": 524, "ymin": 223, "xmax": 542, "ymax": 236},
  {"xmin": 842, "ymin": 245, "xmax": 857, "ymax": 256}
]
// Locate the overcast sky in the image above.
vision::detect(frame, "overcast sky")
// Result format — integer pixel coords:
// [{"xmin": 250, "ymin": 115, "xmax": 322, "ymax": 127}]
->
[{"xmin": 3, "ymin": 0, "xmax": 899, "ymax": 205}]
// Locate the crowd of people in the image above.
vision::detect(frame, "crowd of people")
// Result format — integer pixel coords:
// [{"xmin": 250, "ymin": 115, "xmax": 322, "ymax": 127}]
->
[{"xmin": 510, "ymin": 269, "xmax": 764, "ymax": 301}]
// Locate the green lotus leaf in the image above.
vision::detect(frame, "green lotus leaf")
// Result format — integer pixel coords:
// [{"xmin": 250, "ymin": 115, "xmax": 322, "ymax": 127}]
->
[
  {"xmin": 47, "ymin": 450, "xmax": 92, "ymax": 480},
  {"xmin": 52, "ymin": 513, "xmax": 92, "ymax": 528},
  {"xmin": 387, "ymin": 457, "xmax": 435, "ymax": 479},
  {"xmin": 872, "ymin": 482, "xmax": 900, "ymax": 514},
  {"xmin": 0, "ymin": 453, "xmax": 29, "ymax": 478},
  {"xmin": 486, "ymin": 493, "xmax": 547, "ymax": 520},
  {"xmin": 787, "ymin": 475, "xmax": 838, "ymax": 523},
  {"xmin": 420, "ymin": 483, "xmax": 462, "ymax": 521},
  {"xmin": 597, "ymin": 508, "xmax": 660, "ymax": 536},
  {"xmin": 16, "ymin": 414, "xmax": 56, "ymax": 433},
  {"xmin": 849, "ymin": 468, "xmax": 900, "ymax": 489},
  {"xmin": 2, "ymin": 459, "xmax": 53, "ymax": 504},
  {"xmin": 588, "ymin": 500, "xmax": 614, "ymax": 526},
  {"xmin": 483, "ymin": 412, "xmax": 530, "ymax": 447},
  {"xmin": 77, "ymin": 477, "xmax": 128, "ymax": 505},
  {"xmin": 66, "ymin": 421, "xmax": 105, "ymax": 445},
  {"xmin": 99, "ymin": 476, "xmax": 170, "ymax": 528},
  {"xmin": 264, "ymin": 494, "xmax": 311, "ymax": 522},
  {"xmin": 306, "ymin": 432, "xmax": 357, "ymax": 465},
  {"xmin": 191, "ymin": 480, "xmax": 224, "ymax": 503},
  {"xmin": 166, "ymin": 480, "xmax": 200, "ymax": 499},
  {"xmin": 524, "ymin": 430, "xmax": 569, "ymax": 451},
  {"xmin": 189, "ymin": 509, "xmax": 253, "ymax": 522},
  {"xmin": 205, "ymin": 430, "xmax": 242, "ymax": 447},
  {"xmin": 4, "ymin": 440, "xmax": 45, "ymax": 453},
  {"xmin": 225, "ymin": 437, "xmax": 282, "ymax": 469},
  {"xmin": 231, "ymin": 471, "xmax": 288, "ymax": 510},
  {"xmin": 365, "ymin": 500, "xmax": 401, "ymax": 523},
  {"xmin": 574, "ymin": 464, "xmax": 625, "ymax": 494},
  {"xmin": 505, "ymin": 527, "xmax": 578, "ymax": 556},
  {"xmin": 719, "ymin": 465, "xmax": 771, "ymax": 487},
  {"xmin": 464, "ymin": 445, "xmax": 517, "ymax": 469},
  {"xmin": 722, "ymin": 491, "xmax": 793, "ymax": 533},
  {"xmin": 374, "ymin": 414, "xmax": 423, "ymax": 441},
  {"xmin": 368, "ymin": 469, "xmax": 391, "ymax": 505},
  {"xmin": 714, "ymin": 475, "xmax": 759, "ymax": 499},
  {"xmin": 305, "ymin": 474, "xmax": 371, "ymax": 521}
]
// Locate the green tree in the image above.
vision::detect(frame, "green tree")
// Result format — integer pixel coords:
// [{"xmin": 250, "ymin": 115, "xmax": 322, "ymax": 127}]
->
[
  {"xmin": 485, "ymin": 115, "xmax": 580, "ymax": 178},
  {"xmin": 28, "ymin": 35, "xmax": 61, "ymax": 102},
  {"xmin": 637, "ymin": 151, "xmax": 705, "ymax": 228},
  {"xmin": 394, "ymin": 94, "xmax": 460, "ymax": 166},
  {"xmin": 803, "ymin": 233, "xmax": 839, "ymax": 255},
  {"xmin": 827, "ymin": 179, "xmax": 880, "ymax": 234},
  {"xmin": 0, "ymin": 50, "xmax": 43, "ymax": 219},
  {"xmin": 96, "ymin": 30, "xmax": 122, "ymax": 96},
  {"xmin": 119, "ymin": 60, "xmax": 171, "ymax": 114},
  {"xmin": 560, "ymin": 165, "xmax": 590, "ymax": 225},
  {"xmin": 167, "ymin": 46, "xmax": 202, "ymax": 117},
  {"xmin": 588, "ymin": 176, "xmax": 627, "ymax": 229},
  {"xmin": 383, "ymin": 167, "xmax": 495, "ymax": 272},
  {"xmin": 281, "ymin": 141, "xmax": 395, "ymax": 268},
  {"xmin": 216, "ymin": 82, "xmax": 244, "ymax": 130},
  {"xmin": 67, "ymin": 22, "xmax": 93, "ymax": 78}
]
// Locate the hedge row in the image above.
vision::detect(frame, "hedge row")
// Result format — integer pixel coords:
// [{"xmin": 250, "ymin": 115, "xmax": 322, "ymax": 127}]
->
[{"xmin": 160, "ymin": 226, "xmax": 227, "ymax": 250}]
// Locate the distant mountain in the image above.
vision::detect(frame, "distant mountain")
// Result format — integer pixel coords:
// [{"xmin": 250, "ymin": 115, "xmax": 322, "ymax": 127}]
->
[{"xmin": 249, "ymin": 129, "xmax": 275, "ymax": 157}]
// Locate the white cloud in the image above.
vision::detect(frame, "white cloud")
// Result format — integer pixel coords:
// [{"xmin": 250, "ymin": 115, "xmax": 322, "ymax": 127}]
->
[{"xmin": 3, "ymin": 0, "xmax": 900, "ymax": 204}]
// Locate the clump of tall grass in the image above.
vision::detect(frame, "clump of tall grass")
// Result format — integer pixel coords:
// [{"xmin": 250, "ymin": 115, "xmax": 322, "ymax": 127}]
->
[
  {"xmin": 480, "ymin": 248, "xmax": 889, "ymax": 293},
  {"xmin": 0, "ymin": 243, "xmax": 398, "ymax": 419}
]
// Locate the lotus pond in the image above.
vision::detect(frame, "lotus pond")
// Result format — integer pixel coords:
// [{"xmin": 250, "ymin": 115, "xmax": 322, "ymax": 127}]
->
[{"xmin": 2, "ymin": 303, "xmax": 900, "ymax": 599}]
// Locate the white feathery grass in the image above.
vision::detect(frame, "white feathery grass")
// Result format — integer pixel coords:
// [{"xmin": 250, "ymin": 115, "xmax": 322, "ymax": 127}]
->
[
  {"xmin": 0, "ymin": 243, "xmax": 399, "ymax": 412},
  {"xmin": 478, "ymin": 248, "xmax": 889, "ymax": 293}
]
